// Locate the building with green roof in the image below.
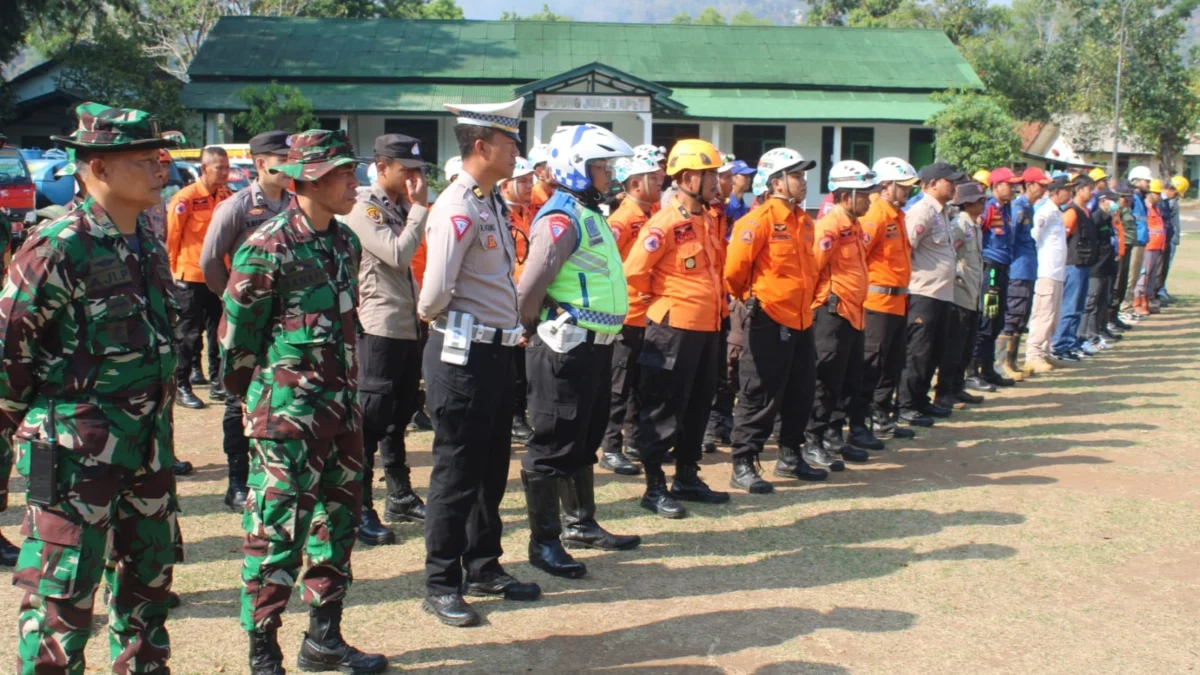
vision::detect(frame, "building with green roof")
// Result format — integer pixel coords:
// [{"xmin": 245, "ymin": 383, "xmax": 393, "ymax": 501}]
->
[{"xmin": 183, "ymin": 16, "xmax": 982, "ymax": 189}]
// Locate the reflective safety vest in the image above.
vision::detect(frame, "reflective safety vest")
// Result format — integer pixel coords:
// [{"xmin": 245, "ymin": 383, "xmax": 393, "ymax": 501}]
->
[{"xmin": 535, "ymin": 190, "xmax": 629, "ymax": 334}]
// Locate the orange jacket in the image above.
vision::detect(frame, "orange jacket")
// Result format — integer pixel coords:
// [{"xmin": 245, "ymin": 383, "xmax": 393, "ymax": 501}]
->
[
  {"xmin": 167, "ymin": 181, "xmax": 231, "ymax": 282},
  {"xmin": 1113, "ymin": 211, "xmax": 1127, "ymax": 258},
  {"xmin": 724, "ymin": 198, "xmax": 817, "ymax": 331},
  {"xmin": 411, "ymin": 239, "xmax": 427, "ymax": 289},
  {"xmin": 812, "ymin": 207, "xmax": 870, "ymax": 331},
  {"xmin": 624, "ymin": 196, "xmax": 726, "ymax": 332},
  {"xmin": 1147, "ymin": 205, "xmax": 1167, "ymax": 251},
  {"xmin": 860, "ymin": 198, "xmax": 912, "ymax": 316},
  {"xmin": 609, "ymin": 197, "xmax": 655, "ymax": 327},
  {"xmin": 508, "ymin": 203, "xmax": 532, "ymax": 281},
  {"xmin": 531, "ymin": 181, "xmax": 555, "ymax": 214}
]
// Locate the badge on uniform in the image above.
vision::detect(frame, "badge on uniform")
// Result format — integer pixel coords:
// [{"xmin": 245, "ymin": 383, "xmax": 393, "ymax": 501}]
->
[
  {"xmin": 175, "ymin": 202, "xmax": 187, "ymax": 215},
  {"xmin": 486, "ymin": 234, "xmax": 498, "ymax": 249},
  {"xmin": 644, "ymin": 231, "xmax": 662, "ymax": 252},
  {"xmin": 452, "ymin": 216, "xmax": 471, "ymax": 240},
  {"xmin": 479, "ymin": 210, "xmax": 490, "ymax": 222},
  {"xmin": 365, "ymin": 205, "xmax": 384, "ymax": 225},
  {"xmin": 583, "ymin": 216, "xmax": 603, "ymax": 246},
  {"xmin": 249, "ymin": 207, "xmax": 265, "ymax": 216},
  {"xmin": 684, "ymin": 257, "xmax": 696, "ymax": 269},
  {"xmin": 915, "ymin": 223, "xmax": 927, "ymax": 235},
  {"xmin": 740, "ymin": 229, "xmax": 754, "ymax": 244},
  {"xmin": 819, "ymin": 234, "xmax": 834, "ymax": 251},
  {"xmin": 773, "ymin": 224, "xmax": 787, "ymax": 232},
  {"xmin": 674, "ymin": 224, "xmax": 697, "ymax": 244},
  {"xmin": 862, "ymin": 231, "xmax": 872, "ymax": 244}
]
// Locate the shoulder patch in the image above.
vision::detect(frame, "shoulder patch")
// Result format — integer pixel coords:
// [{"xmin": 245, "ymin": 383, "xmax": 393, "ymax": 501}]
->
[
  {"xmin": 643, "ymin": 231, "xmax": 663, "ymax": 252},
  {"xmin": 740, "ymin": 229, "xmax": 754, "ymax": 244},
  {"xmin": 546, "ymin": 214, "xmax": 571, "ymax": 243},
  {"xmin": 365, "ymin": 205, "xmax": 384, "ymax": 225},
  {"xmin": 819, "ymin": 234, "xmax": 834, "ymax": 251},
  {"xmin": 471, "ymin": 186, "xmax": 486, "ymax": 200},
  {"xmin": 451, "ymin": 215, "xmax": 472, "ymax": 241},
  {"xmin": 175, "ymin": 202, "xmax": 187, "ymax": 215}
]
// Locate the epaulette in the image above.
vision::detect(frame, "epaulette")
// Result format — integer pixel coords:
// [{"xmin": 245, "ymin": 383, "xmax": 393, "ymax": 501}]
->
[{"xmin": 471, "ymin": 185, "xmax": 486, "ymax": 200}]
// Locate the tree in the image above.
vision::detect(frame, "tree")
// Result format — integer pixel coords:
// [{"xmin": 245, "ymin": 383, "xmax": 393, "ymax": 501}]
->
[
  {"xmin": 500, "ymin": 3, "xmax": 571, "ymax": 20},
  {"xmin": 669, "ymin": 12, "xmax": 693, "ymax": 24},
  {"xmin": 926, "ymin": 91, "xmax": 1022, "ymax": 171},
  {"xmin": 696, "ymin": 7, "xmax": 727, "ymax": 24},
  {"xmin": 669, "ymin": 7, "xmax": 728, "ymax": 24},
  {"xmin": 232, "ymin": 81, "xmax": 319, "ymax": 135},
  {"xmin": 731, "ymin": 10, "xmax": 775, "ymax": 25}
]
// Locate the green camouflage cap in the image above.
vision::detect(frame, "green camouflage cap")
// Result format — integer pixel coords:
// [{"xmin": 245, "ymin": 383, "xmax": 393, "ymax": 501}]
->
[
  {"xmin": 55, "ymin": 149, "xmax": 77, "ymax": 178},
  {"xmin": 50, "ymin": 102, "xmax": 177, "ymax": 152},
  {"xmin": 269, "ymin": 129, "xmax": 362, "ymax": 181}
]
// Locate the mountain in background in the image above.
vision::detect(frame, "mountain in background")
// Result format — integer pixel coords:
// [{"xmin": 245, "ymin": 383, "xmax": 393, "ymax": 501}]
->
[{"xmin": 462, "ymin": 0, "xmax": 801, "ymax": 23}]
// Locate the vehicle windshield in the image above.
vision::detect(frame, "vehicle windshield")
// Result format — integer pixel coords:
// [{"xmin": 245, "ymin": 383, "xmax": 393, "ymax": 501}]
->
[{"xmin": 0, "ymin": 149, "xmax": 32, "ymax": 186}]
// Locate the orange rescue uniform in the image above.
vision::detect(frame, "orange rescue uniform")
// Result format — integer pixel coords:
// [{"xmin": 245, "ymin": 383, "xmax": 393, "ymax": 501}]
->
[
  {"xmin": 724, "ymin": 198, "xmax": 818, "ymax": 331},
  {"xmin": 530, "ymin": 181, "xmax": 556, "ymax": 213},
  {"xmin": 609, "ymin": 197, "xmax": 657, "ymax": 328},
  {"xmin": 1147, "ymin": 205, "xmax": 1167, "ymax": 251},
  {"xmin": 624, "ymin": 197, "xmax": 726, "ymax": 332},
  {"xmin": 507, "ymin": 202, "xmax": 533, "ymax": 281},
  {"xmin": 167, "ymin": 180, "xmax": 232, "ymax": 282},
  {"xmin": 860, "ymin": 197, "xmax": 912, "ymax": 316},
  {"xmin": 811, "ymin": 207, "xmax": 869, "ymax": 331}
]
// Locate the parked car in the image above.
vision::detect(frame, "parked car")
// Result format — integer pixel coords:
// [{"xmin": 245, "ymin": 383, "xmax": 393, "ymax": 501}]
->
[
  {"xmin": 0, "ymin": 146, "xmax": 37, "ymax": 230},
  {"xmin": 24, "ymin": 148, "xmax": 75, "ymax": 207}
]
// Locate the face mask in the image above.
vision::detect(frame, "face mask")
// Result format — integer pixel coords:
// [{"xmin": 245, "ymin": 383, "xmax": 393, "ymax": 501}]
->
[{"xmin": 1107, "ymin": 201, "xmax": 1120, "ymax": 213}]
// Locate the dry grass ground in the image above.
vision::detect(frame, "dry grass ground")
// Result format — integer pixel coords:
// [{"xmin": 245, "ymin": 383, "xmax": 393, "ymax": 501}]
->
[{"xmin": 3, "ymin": 243, "xmax": 1200, "ymax": 674}]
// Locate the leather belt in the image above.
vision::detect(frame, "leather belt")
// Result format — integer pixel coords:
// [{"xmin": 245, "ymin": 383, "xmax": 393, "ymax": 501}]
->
[
  {"xmin": 433, "ymin": 318, "xmax": 523, "ymax": 346},
  {"xmin": 868, "ymin": 285, "xmax": 909, "ymax": 296}
]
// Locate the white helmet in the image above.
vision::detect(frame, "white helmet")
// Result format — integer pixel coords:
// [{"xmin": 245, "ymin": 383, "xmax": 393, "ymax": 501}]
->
[
  {"xmin": 511, "ymin": 157, "xmax": 535, "ymax": 179},
  {"xmin": 548, "ymin": 124, "xmax": 634, "ymax": 192},
  {"xmin": 827, "ymin": 160, "xmax": 878, "ymax": 192},
  {"xmin": 872, "ymin": 157, "xmax": 919, "ymax": 185},
  {"xmin": 717, "ymin": 153, "xmax": 737, "ymax": 174},
  {"xmin": 443, "ymin": 156, "xmax": 462, "ymax": 182},
  {"xmin": 1127, "ymin": 165, "xmax": 1153, "ymax": 181},
  {"xmin": 614, "ymin": 156, "xmax": 659, "ymax": 184},
  {"xmin": 528, "ymin": 143, "xmax": 552, "ymax": 167},
  {"xmin": 633, "ymin": 144, "xmax": 667, "ymax": 163},
  {"xmin": 754, "ymin": 148, "xmax": 816, "ymax": 196}
]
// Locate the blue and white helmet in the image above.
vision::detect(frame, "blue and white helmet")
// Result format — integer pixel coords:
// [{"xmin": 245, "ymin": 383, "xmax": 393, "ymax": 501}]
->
[
  {"xmin": 614, "ymin": 156, "xmax": 659, "ymax": 184},
  {"xmin": 548, "ymin": 124, "xmax": 634, "ymax": 192},
  {"xmin": 633, "ymin": 144, "xmax": 667, "ymax": 163}
]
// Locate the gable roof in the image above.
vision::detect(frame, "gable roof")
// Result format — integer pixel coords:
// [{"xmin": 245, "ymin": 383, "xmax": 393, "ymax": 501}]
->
[{"xmin": 187, "ymin": 17, "xmax": 982, "ymax": 93}]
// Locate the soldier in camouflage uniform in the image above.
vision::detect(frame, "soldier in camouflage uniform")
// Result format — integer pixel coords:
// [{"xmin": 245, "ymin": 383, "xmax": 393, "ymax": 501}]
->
[
  {"xmin": 220, "ymin": 129, "xmax": 387, "ymax": 675},
  {"xmin": 0, "ymin": 134, "xmax": 17, "ymax": 569},
  {"xmin": 0, "ymin": 103, "xmax": 183, "ymax": 675}
]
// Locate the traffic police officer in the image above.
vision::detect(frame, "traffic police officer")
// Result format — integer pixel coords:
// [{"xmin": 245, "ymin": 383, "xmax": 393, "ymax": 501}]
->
[
  {"xmin": 199, "ymin": 130, "xmax": 293, "ymax": 512},
  {"xmin": 970, "ymin": 168, "xmax": 1022, "ymax": 388},
  {"xmin": 724, "ymin": 148, "xmax": 828, "ymax": 493},
  {"xmin": 516, "ymin": 124, "xmax": 642, "ymax": 580},
  {"xmin": 344, "ymin": 133, "xmax": 430, "ymax": 547},
  {"xmin": 417, "ymin": 99, "xmax": 541, "ymax": 628},
  {"xmin": 624, "ymin": 139, "xmax": 731, "ymax": 519}
]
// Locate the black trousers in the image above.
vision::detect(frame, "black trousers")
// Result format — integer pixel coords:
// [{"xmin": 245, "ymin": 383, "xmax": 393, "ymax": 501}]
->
[
  {"xmin": 175, "ymin": 281, "xmax": 222, "ymax": 381},
  {"xmin": 937, "ymin": 305, "xmax": 976, "ymax": 398},
  {"xmin": 359, "ymin": 333, "xmax": 423, "ymax": 506},
  {"xmin": 730, "ymin": 312, "xmax": 814, "ymax": 459},
  {"xmin": 706, "ymin": 317, "xmax": 735, "ymax": 439},
  {"xmin": 899, "ymin": 296, "xmax": 949, "ymax": 412},
  {"xmin": 423, "ymin": 330, "xmax": 514, "ymax": 595},
  {"xmin": 223, "ymin": 395, "xmax": 249, "ymax": 459},
  {"xmin": 1002, "ymin": 279, "xmax": 1034, "ymax": 335},
  {"xmin": 973, "ymin": 261, "xmax": 1009, "ymax": 360},
  {"xmin": 853, "ymin": 309, "xmax": 907, "ymax": 425},
  {"xmin": 602, "ymin": 325, "xmax": 644, "ymax": 456},
  {"xmin": 634, "ymin": 321, "xmax": 720, "ymax": 469},
  {"xmin": 523, "ymin": 336, "xmax": 612, "ymax": 475},
  {"xmin": 808, "ymin": 309, "xmax": 864, "ymax": 438},
  {"xmin": 1112, "ymin": 252, "xmax": 1133, "ymax": 313},
  {"xmin": 1081, "ymin": 274, "xmax": 1113, "ymax": 341},
  {"xmin": 513, "ymin": 348, "xmax": 528, "ymax": 418}
]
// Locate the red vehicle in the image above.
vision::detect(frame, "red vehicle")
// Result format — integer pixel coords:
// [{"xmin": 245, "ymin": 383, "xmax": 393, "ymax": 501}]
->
[{"xmin": 0, "ymin": 146, "xmax": 36, "ymax": 229}]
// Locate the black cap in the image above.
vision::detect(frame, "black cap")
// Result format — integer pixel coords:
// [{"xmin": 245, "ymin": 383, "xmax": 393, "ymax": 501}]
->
[
  {"xmin": 1047, "ymin": 176, "xmax": 1073, "ymax": 191},
  {"xmin": 249, "ymin": 131, "xmax": 290, "ymax": 156},
  {"xmin": 918, "ymin": 161, "xmax": 966, "ymax": 183},
  {"xmin": 1096, "ymin": 188, "xmax": 1124, "ymax": 202},
  {"xmin": 373, "ymin": 134, "xmax": 425, "ymax": 168},
  {"xmin": 952, "ymin": 181, "xmax": 988, "ymax": 206}
]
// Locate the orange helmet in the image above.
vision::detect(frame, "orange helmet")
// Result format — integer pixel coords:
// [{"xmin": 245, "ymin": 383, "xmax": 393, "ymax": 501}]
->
[{"xmin": 666, "ymin": 139, "xmax": 722, "ymax": 177}]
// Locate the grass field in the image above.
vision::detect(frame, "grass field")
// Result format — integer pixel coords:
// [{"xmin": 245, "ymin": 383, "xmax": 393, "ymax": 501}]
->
[{"xmin": 2, "ymin": 242, "xmax": 1199, "ymax": 674}]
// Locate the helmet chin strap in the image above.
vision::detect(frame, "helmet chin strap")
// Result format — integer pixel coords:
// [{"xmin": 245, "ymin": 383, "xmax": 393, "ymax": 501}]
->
[{"xmin": 769, "ymin": 171, "xmax": 799, "ymax": 206}]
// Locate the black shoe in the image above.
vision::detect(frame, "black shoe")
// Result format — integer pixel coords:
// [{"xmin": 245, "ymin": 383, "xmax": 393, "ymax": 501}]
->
[
  {"xmin": 701, "ymin": 440, "xmax": 718, "ymax": 454},
  {"xmin": 561, "ymin": 465, "xmax": 641, "ymax": 551},
  {"xmin": 890, "ymin": 426, "xmax": 917, "ymax": 439},
  {"xmin": 598, "ymin": 451, "xmax": 641, "ymax": 476},
  {"xmin": 382, "ymin": 466, "xmax": 425, "ymax": 524},
  {"xmin": 463, "ymin": 573, "xmax": 541, "ymax": 601},
  {"xmin": 0, "ymin": 533, "xmax": 20, "ymax": 567},
  {"xmin": 982, "ymin": 365, "xmax": 1016, "ymax": 387},
  {"xmin": 248, "ymin": 628, "xmax": 285, "ymax": 675},
  {"xmin": 224, "ymin": 484, "xmax": 248, "ymax": 511},
  {"xmin": 522, "ymin": 471, "xmax": 586, "ymax": 579},
  {"xmin": 209, "ymin": 381, "xmax": 227, "ymax": 402},
  {"xmin": 408, "ymin": 409, "xmax": 433, "ymax": 431},
  {"xmin": 172, "ymin": 460, "xmax": 194, "ymax": 476},
  {"xmin": 839, "ymin": 445, "xmax": 870, "ymax": 463},
  {"xmin": 848, "ymin": 426, "xmax": 884, "ymax": 451},
  {"xmin": 189, "ymin": 366, "xmax": 208, "ymax": 386},
  {"xmin": 225, "ymin": 452, "xmax": 249, "ymax": 511},
  {"xmin": 898, "ymin": 409, "xmax": 935, "ymax": 427},
  {"xmin": 512, "ymin": 414, "xmax": 534, "ymax": 444},
  {"xmin": 1112, "ymin": 316, "xmax": 1133, "ymax": 331},
  {"xmin": 168, "ymin": 591, "xmax": 181, "ymax": 609},
  {"xmin": 422, "ymin": 594, "xmax": 481, "ymax": 627},
  {"xmin": 640, "ymin": 467, "xmax": 687, "ymax": 519},
  {"xmin": 802, "ymin": 439, "xmax": 845, "ymax": 472},
  {"xmin": 623, "ymin": 444, "xmax": 642, "ymax": 462},
  {"xmin": 919, "ymin": 403, "xmax": 952, "ymax": 418},
  {"xmin": 933, "ymin": 394, "xmax": 965, "ymax": 411},
  {"xmin": 730, "ymin": 455, "xmax": 774, "ymax": 494},
  {"xmin": 297, "ymin": 603, "xmax": 388, "ymax": 673},
  {"xmin": 964, "ymin": 374, "xmax": 997, "ymax": 393},
  {"xmin": 671, "ymin": 462, "xmax": 730, "ymax": 504},
  {"xmin": 357, "ymin": 508, "xmax": 395, "ymax": 546},
  {"xmin": 1052, "ymin": 351, "xmax": 1081, "ymax": 362},
  {"xmin": 773, "ymin": 446, "xmax": 828, "ymax": 481},
  {"xmin": 176, "ymin": 385, "xmax": 205, "ymax": 410},
  {"xmin": 956, "ymin": 389, "xmax": 985, "ymax": 405}
]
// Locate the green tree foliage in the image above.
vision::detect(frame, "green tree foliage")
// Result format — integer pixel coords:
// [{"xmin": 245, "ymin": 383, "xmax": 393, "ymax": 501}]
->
[
  {"xmin": 232, "ymin": 81, "xmax": 319, "ymax": 135},
  {"xmin": 670, "ymin": 6, "xmax": 769, "ymax": 25},
  {"xmin": 926, "ymin": 91, "xmax": 1022, "ymax": 171},
  {"xmin": 500, "ymin": 3, "xmax": 571, "ymax": 20},
  {"xmin": 669, "ymin": 12, "xmax": 694, "ymax": 23},
  {"xmin": 731, "ymin": 10, "xmax": 775, "ymax": 24}
]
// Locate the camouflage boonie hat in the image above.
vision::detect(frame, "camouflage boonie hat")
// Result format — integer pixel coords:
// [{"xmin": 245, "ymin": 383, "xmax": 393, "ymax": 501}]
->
[
  {"xmin": 269, "ymin": 129, "xmax": 362, "ymax": 182},
  {"xmin": 51, "ymin": 102, "xmax": 177, "ymax": 152}
]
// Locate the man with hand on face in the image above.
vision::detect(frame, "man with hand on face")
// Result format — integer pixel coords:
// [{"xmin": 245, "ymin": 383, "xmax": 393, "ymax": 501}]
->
[
  {"xmin": 624, "ymin": 139, "xmax": 731, "ymax": 519},
  {"xmin": 343, "ymin": 133, "xmax": 430, "ymax": 548},
  {"xmin": 417, "ymin": 99, "xmax": 542, "ymax": 628},
  {"xmin": 200, "ymin": 130, "xmax": 294, "ymax": 513},
  {"xmin": 2, "ymin": 103, "xmax": 183, "ymax": 675}
]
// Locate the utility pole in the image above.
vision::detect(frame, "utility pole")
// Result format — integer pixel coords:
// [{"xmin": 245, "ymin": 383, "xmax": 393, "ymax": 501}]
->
[{"xmin": 1111, "ymin": 0, "xmax": 1134, "ymax": 179}]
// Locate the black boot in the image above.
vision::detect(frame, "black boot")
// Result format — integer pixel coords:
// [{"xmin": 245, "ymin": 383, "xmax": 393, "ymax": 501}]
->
[
  {"xmin": 773, "ymin": 446, "xmax": 828, "ymax": 481},
  {"xmin": 848, "ymin": 425, "xmax": 885, "ymax": 451},
  {"xmin": 296, "ymin": 603, "xmax": 388, "ymax": 674},
  {"xmin": 956, "ymin": 389, "xmax": 985, "ymax": 405},
  {"xmin": 981, "ymin": 359, "xmax": 1015, "ymax": 387},
  {"xmin": 823, "ymin": 428, "xmax": 869, "ymax": 463},
  {"xmin": 189, "ymin": 366, "xmax": 208, "ymax": 386},
  {"xmin": 730, "ymin": 455, "xmax": 774, "ymax": 494},
  {"xmin": 172, "ymin": 460, "xmax": 194, "ymax": 476},
  {"xmin": 176, "ymin": 384, "xmax": 205, "ymax": 410},
  {"xmin": 803, "ymin": 435, "xmax": 845, "ymax": 472},
  {"xmin": 963, "ymin": 360, "xmax": 996, "ymax": 392},
  {"xmin": 209, "ymin": 381, "xmax": 227, "ymax": 402},
  {"xmin": 248, "ymin": 628, "xmax": 285, "ymax": 675},
  {"xmin": 560, "ymin": 465, "xmax": 641, "ymax": 550},
  {"xmin": 671, "ymin": 461, "xmax": 730, "ymax": 504},
  {"xmin": 0, "ymin": 532, "xmax": 19, "ymax": 567},
  {"xmin": 512, "ymin": 413, "xmax": 534, "ymax": 444},
  {"xmin": 383, "ymin": 466, "xmax": 426, "ymax": 524},
  {"xmin": 640, "ymin": 464, "xmax": 686, "ymax": 518},
  {"xmin": 623, "ymin": 444, "xmax": 642, "ymax": 462},
  {"xmin": 598, "ymin": 450, "xmax": 641, "ymax": 476},
  {"xmin": 224, "ymin": 453, "xmax": 249, "ymax": 512},
  {"xmin": 521, "ymin": 471, "xmax": 586, "ymax": 579},
  {"xmin": 870, "ymin": 406, "xmax": 897, "ymax": 440},
  {"xmin": 408, "ymin": 408, "xmax": 433, "ymax": 431},
  {"xmin": 358, "ymin": 508, "xmax": 395, "ymax": 546}
]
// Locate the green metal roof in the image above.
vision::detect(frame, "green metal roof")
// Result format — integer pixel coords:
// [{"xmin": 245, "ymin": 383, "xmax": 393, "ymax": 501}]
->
[
  {"xmin": 188, "ymin": 17, "xmax": 982, "ymax": 92},
  {"xmin": 672, "ymin": 89, "xmax": 943, "ymax": 122},
  {"xmin": 180, "ymin": 81, "xmax": 516, "ymax": 113}
]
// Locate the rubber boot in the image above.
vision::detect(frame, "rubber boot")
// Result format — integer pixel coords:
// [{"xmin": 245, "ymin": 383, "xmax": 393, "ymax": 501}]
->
[
  {"xmin": 296, "ymin": 602, "xmax": 388, "ymax": 673},
  {"xmin": 248, "ymin": 629, "xmax": 285, "ymax": 675},
  {"xmin": 383, "ymin": 465, "xmax": 426, "ymax": 524},
  {"xmin": 996, "ymin": 334, "xmax": 1025, "ymax": 382},
  {"xmin": 560, "ymin": 464, "xmax": 641, "ymax": 550},
  {"xmin": 521, "ymin": 470, "xmax": 586, "ymax": 579},
  {"xmin": 224, "ymin": 452, "xmax": 249, "ymax": 512}
]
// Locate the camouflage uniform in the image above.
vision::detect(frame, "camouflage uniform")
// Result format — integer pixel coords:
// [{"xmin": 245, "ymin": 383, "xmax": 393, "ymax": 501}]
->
[
  {"xmin": 0, "ymin": 103, "xmax": 182, "ymax": 675},
  {"xmin": 219, "ymin": 130, "xmax": 365, "ymax": 634}
]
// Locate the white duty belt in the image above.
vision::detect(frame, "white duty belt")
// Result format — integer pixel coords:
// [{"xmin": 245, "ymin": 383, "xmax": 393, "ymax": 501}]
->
[{"xmin": 433, "ymin": 315, "xmax": 522, "ymax": 347}]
